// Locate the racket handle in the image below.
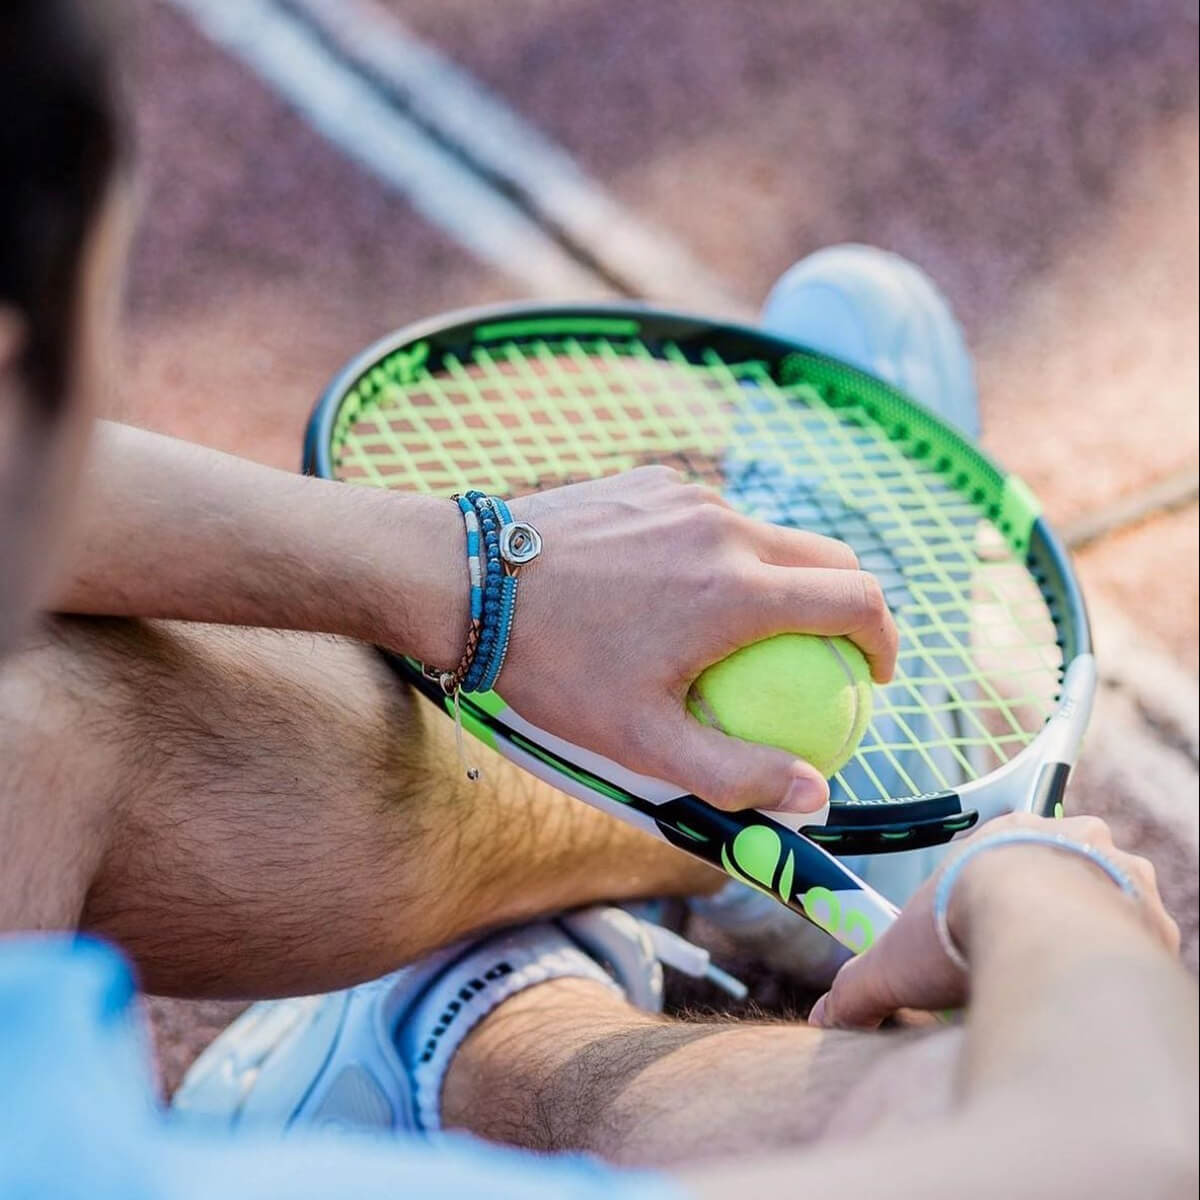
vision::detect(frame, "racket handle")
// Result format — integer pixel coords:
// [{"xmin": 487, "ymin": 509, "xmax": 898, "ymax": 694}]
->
[{"xmin": 652, "ymin": 794, "xmax": 900, "ymax": 955}]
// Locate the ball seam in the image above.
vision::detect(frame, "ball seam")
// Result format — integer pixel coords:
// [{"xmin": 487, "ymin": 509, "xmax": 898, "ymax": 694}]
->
[{"xmin": 822, "ymin": 636, "xmax": 863, "ymax": 767}]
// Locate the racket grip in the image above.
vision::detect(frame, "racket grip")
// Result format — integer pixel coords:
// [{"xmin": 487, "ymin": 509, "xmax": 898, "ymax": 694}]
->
[{"xmin": 653, "ymin": 795, "xmax": 900, "ymax": 955}]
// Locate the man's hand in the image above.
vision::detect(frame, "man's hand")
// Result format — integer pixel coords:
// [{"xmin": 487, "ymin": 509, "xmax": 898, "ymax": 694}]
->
[
  {"xmin": 493, "ymin": 467, "xmax": 897, "ymax": 814},
  {"xmin": 809, "ymin": 812, "xmax": 1181, "ymax": 1028}
]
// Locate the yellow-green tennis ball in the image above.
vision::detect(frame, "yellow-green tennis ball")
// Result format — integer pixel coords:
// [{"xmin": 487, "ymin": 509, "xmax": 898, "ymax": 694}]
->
[{"xmin": 687, "ymin": 634, "xmax": 873, "ymax": 778}]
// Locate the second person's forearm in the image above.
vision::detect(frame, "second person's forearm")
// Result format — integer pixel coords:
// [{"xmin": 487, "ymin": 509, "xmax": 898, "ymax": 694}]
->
[{"xmin": 957, "ymin": 868, "xmax": 1197, "ymax": 1132}]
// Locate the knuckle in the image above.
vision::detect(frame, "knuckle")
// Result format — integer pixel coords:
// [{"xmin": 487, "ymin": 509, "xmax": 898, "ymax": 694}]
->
[
  {"xmin": 851, "ymin": 571, "xmax": 888, "ymax": 626},
  {"xmin": 1164, "ymin": 915, "xmax": 1182, "ymax": 952},
  {"xmin": 691, "ymin": 561, "xmax": 725, "ymax": 604},
  {"xmin": 859, "ymin": 571, "xmax": 886, "ymax": 611},
  {"xmin": 632, "ymin": 464, "xmax": 681, "ymax": 487},
  {"xmin": 823, "ymin": 536, "xmax": 859, "ymax": 570},
  {"xmin": 696, "ymin": 778, "xmax": 739, "ymax": 811},
  {"xmin": 1127, "ymin": 853, "xmax": 1158, "ymax": 891},
  {"xmin": 976, "ymin": 811, "xmax": 1043, "ymax": 839},
  {"xmin": 708, "ymin": 791, "xmax": 744, "ymax": 813},
  {"xmin": 1072, "ymin": 815, "xmax": 1113, "ymax": 845},
  {"xmin": 688, "ymin": 500, "xmax": 735, "ymax": 545},
  {"xmin": 995, "ymin": 812, "xmax": 1039, "ymax": 833},
  {"xmin": 680, "ymin": 481, "xmax": 720, "ymax": 508}
]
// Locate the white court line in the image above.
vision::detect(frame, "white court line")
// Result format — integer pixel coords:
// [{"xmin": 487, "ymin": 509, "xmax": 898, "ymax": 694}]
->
[
  {"xmin": 280, "ymin": 0, "xmax": 744, "ymax": 312},
  {"xmin": 1090, "ymin": 598, "xmax": 1199, "ymax": 765},
  {"xmin": 165, "ymin": 0, "xmax": 744, "ymax": 311},
  {"xmin": 164, "ymin": 0, "xmax": 614, "ymax": 298}
]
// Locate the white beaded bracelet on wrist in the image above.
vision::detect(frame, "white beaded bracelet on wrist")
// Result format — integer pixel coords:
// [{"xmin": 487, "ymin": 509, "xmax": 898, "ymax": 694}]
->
[{"xmin": 932, "ymin": 830, "xmax": 1140, "ymax": 972}]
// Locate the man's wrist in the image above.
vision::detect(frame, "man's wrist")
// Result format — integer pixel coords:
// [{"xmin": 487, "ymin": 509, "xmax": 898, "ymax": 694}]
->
[{"xmin": 353, "ymin": 491, "xmax": 468, "ymax": 667}]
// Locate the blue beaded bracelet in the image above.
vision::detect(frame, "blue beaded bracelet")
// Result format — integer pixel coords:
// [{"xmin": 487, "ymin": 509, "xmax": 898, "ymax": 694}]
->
[
  {"xmin": 457, "ymin": 495, "xmax": 484, "ymax": 623},
  {"xmin": 472, "ymin": 496, "xmax": 515, "ymax": 692},
  {"xmin": 932, "ymin": 830, "xmax": 1140, "ymax": 971},
  {"xmin": 461, "ymin": 493, "xmax": 501, "ymax": 692},
  {"xmin": 477, "ymin": 574, "xmax": 517, "ymax": 692}
]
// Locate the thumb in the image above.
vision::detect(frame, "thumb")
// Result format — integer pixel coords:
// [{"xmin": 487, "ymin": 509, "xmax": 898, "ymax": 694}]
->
[{"xmin": 654, "ymin": 714, "xmax": 830, "ymax": 814}]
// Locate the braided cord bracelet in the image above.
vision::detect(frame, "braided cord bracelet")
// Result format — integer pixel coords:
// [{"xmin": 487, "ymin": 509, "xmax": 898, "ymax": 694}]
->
[
  {"xmin": 932, "ymin": 830, "xmax": 1140, "ymax": 972},
  {"xmin": 435, "ymin": 495, "xmax": 484, "ymax": 696}
]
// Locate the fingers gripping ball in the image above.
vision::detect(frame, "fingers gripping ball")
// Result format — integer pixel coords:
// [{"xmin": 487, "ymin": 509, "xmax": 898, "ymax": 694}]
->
[{"xmin": 687, "ymin": 634, "xmax": 873, "ymax": 778}]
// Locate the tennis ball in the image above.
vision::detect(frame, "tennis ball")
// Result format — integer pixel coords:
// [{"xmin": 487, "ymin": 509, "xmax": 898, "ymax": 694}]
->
[{"xmin": 687, "ymin": 634, "xmax": 873, "ymax": 778}]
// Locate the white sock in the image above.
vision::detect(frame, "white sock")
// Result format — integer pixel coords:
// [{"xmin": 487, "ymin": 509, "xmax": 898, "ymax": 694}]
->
[{"xmin": 393, "ymin": 922, "xmax": 621, "ymax": 1131}]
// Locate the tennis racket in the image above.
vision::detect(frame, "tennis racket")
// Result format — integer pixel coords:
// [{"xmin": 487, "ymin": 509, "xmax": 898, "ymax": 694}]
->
[{"xmin": 304, "ymin": 303, "xmax": 1094, "ymax": 957}]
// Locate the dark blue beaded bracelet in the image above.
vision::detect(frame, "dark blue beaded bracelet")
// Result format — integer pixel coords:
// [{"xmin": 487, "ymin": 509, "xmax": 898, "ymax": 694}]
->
[{"xmin": 477, "ymin": 574, "xmax": 517, "ymax": 692}]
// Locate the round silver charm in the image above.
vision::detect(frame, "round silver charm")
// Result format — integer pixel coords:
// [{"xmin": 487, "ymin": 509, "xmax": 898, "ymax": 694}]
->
[{"xmin": 499, "ymin": 521, "xmax": 543, "ymax": 566}]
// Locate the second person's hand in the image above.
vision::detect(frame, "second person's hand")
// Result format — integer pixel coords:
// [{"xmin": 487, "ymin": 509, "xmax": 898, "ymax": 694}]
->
[{"xmin": 808, "ymin": 813, "xmax": 1180, "ymax": 1029}]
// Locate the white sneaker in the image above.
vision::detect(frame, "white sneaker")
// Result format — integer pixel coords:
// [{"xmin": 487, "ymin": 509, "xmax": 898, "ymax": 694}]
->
[
  {"xmin": 760, "ymin": 243, "xmax": 980, "ymax": 439},
  {"xmin": 171, "ymin": 907, "xmax": 743, "ymax": 1136}
]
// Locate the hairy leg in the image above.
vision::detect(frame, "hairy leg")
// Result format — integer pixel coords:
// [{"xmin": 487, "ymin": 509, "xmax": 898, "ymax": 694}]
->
[
  {"xmin": 0, "ymin": 617, "xmax": 717, "ymax": 996},
  {"xmin": 443, "ymin": 978, "xmax": 961, "ymax": 1167}
]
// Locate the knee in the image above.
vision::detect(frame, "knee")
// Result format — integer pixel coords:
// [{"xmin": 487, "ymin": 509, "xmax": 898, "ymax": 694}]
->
[{"xmin": 0, "ymin": 618, "xmax": 139, "ymax": 926}]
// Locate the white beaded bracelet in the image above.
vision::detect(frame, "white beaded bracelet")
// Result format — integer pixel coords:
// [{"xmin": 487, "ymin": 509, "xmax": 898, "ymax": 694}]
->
[{"xmin": 932, "ymin": 831, "xmax": 1140, "ymax": 972}]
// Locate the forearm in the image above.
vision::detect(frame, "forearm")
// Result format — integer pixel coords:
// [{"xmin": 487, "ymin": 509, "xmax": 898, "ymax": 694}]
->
[
  {"xmin": 957, "ymin": 869, "xmax": 1198, "ymax": 1142},
  {"xmin": 54, "ymin": 421, "xmax": 465, "ymax": 665}
]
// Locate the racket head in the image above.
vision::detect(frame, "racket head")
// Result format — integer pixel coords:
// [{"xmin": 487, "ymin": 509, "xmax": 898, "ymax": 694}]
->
[{"xmin": 306, "ymin": 302, "xmax": 1092, "ymax": 854}]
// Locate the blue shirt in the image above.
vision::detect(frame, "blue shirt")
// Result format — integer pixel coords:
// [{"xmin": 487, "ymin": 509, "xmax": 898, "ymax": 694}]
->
[{"xmin": 0, "ymin": 936, "xmax": 683, "ymax": 1200}]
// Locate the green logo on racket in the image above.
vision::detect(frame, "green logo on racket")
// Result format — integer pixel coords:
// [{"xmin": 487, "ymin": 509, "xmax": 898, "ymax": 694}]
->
[
  {"xmin": 719, "ymin": 827, "xmax": 876, "ymax": 951},
  {"xmin": 720, "ymin": 825, "xmax": 794, "ymax": 903},
  {"xmin": 801, "ymin": 886, "xmax": 876, "ymax": 953}
]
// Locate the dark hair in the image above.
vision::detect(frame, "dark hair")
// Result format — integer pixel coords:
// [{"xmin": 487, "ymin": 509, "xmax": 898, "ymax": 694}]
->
[{"xmin": 1, "ymin": 0, "xmax": 123, "ymax": 416}]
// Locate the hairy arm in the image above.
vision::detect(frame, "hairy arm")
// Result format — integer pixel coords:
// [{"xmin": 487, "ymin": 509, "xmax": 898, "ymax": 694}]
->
[{"xmin": 685, "ymin": 852, "xmax": 1198, "ymax": 1200}]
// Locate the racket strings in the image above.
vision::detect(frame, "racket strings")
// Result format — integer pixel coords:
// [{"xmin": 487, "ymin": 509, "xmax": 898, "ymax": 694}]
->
[{"xmin": 331, "ymin": 336, "xmax": 1065, "ymax": 803}]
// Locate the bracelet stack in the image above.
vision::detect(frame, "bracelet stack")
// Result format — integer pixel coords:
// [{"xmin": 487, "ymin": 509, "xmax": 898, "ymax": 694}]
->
[{"xmin": 437, "ymin": 491, "xmax": 542, "ymax": 699}]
